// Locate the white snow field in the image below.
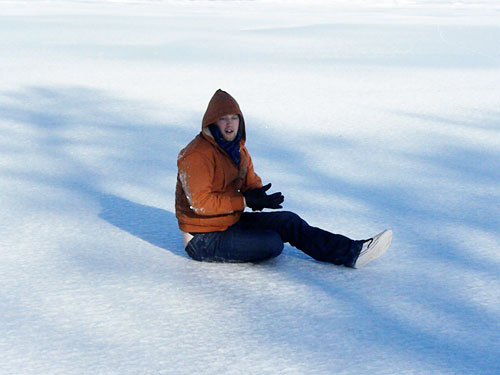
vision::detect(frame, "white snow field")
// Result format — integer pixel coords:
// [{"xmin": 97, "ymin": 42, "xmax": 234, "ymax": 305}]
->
[{"xmin": 1, "ymin": 1, "xmax": 500, "ymax": 374}]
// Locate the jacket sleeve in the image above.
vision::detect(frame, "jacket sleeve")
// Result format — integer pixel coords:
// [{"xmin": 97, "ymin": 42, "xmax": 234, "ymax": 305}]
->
[
  {"xmin": 178, "ymin": 151, "xmax": 245, "ymax": 216},
  {"xmin": 241, "ymin": 147, "xmax": 263, "ymax": 192}
]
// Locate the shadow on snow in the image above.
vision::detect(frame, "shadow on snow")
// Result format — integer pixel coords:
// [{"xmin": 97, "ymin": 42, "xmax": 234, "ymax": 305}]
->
[{"xmin": 1, "ymin": 85, "xmax": 499, "ymax": 374}]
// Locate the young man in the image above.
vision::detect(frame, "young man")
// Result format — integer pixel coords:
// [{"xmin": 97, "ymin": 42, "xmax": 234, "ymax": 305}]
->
[{"xmin": 175, "ymin": 89, "xmax": 392, "ymax": 267}]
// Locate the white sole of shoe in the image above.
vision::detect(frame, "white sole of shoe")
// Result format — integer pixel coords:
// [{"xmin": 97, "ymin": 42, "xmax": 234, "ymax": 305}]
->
[{"xmin": 354, "ymin": 229, "xmax": 393, "ymax": 269}]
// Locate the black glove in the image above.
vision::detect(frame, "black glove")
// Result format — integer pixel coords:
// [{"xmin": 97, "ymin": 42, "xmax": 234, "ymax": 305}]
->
[{"xmin": 243, "ymin": 183, "xmax": 284, "ymax": 211}]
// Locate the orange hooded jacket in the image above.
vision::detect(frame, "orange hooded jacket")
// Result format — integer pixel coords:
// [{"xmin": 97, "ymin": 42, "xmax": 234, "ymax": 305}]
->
[{"xmin": 175, "ymin": 90, "xmax": 263, "ymax": 233}]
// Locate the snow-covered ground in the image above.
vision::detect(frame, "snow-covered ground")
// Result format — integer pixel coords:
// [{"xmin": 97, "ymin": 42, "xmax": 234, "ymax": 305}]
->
[{"xmin": 1, "ymin": 1, "xmax": 500, "ymax": 374}]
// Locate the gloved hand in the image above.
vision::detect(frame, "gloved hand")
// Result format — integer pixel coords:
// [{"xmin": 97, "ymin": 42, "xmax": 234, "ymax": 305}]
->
[{"xmin": 243, "ymin": 183, "xmax": 284, "ymax": 211}]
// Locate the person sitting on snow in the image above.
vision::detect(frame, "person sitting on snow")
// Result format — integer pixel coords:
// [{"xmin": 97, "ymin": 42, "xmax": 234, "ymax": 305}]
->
[{"xmin": 175, "ymin": 89, "xmax": 392, "ymax": 267}]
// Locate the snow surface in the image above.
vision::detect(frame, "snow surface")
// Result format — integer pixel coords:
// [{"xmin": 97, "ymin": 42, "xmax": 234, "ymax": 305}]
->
[{"xmin": 1, "ymin": 1, "xmax": 500, "ymax": 374}]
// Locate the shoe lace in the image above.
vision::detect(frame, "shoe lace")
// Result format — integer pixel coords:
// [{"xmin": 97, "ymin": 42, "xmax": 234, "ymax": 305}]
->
[{"xmin": 360, "ymin": 238, "xmax": 374, "ymax": 254}]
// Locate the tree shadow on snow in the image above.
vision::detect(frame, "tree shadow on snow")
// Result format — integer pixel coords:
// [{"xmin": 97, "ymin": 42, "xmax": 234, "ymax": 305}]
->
[
  {"xmin": 2, "ymin": 84, "xmax": 499, "ymax": 374},
  {"xmin": 0, "ymin": 85, "xmax": 191, "ymax": 260}
]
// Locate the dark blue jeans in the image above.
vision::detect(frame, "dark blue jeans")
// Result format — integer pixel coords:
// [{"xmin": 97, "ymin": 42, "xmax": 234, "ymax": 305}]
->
[{"xmin": 185, "ymin": 211, "xmax": 360, "ymax": 266}]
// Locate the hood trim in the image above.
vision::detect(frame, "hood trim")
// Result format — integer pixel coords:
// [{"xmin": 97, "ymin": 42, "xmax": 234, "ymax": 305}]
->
[{"xmin": 201, "ymin": 89, "xmax": 246, "ymax": 140}]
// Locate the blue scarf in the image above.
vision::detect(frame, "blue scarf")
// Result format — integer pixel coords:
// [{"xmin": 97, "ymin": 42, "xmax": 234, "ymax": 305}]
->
[{"xmin": 208, "ymin": 124, "xmax": 242, "ymax": 167}]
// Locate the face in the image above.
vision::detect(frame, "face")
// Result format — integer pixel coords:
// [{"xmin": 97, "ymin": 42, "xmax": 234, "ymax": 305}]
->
[{"xmin": 215, "ymin": 114, "xmax": 240, "ymax": 142}]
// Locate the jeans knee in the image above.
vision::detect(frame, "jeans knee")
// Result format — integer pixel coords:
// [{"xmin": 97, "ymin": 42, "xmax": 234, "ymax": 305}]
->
[{"xmin": 277, "ymin": 211, "xmax": 301, "ymax": 225}]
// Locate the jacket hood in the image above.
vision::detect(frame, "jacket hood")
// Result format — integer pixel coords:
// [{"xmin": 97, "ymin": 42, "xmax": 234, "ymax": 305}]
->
[{"xmin": 201, "ymin": 89, "xmax": 246, "ymax": 140}]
